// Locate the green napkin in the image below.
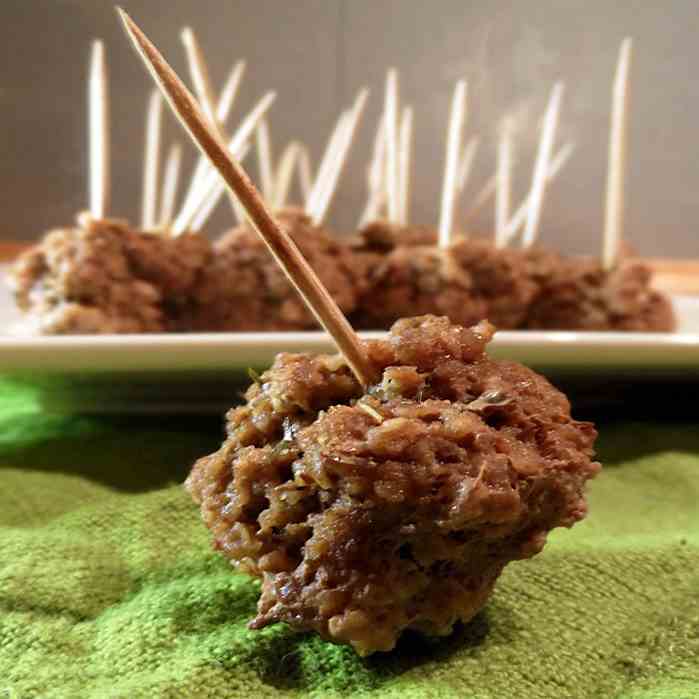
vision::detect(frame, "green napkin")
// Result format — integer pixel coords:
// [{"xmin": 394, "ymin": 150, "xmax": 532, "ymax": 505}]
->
[{"xmin": 1, "ymin": 380, "xmax": 698, "ymax": 699}]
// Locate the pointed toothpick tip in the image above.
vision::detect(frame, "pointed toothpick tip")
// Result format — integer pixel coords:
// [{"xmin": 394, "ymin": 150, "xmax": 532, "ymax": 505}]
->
[
  {"xmin": 91, "ymin": 38, "xmax": 104, "ymax": 60},
  {"xmin": 307, "ymin": 107, "xmax": 350, "ymax": 219},
  {"xmin": 116, "ymin": 6, "xmax": 131, "ymax": 31}
]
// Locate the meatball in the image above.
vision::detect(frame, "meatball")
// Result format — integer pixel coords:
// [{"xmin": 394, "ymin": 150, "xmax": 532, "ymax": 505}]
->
[
  {"xmin": 348, "ymin": 220, "xmax": 439, "ymax": 312},
  {"xmin": 521, "ymin": 246, "xmax": 564, "ymax": 288},
  {"xmin": 7, "ymin": 214, "xmax": 212, "ymax": 334},
  {"xmin": 8, "ymin": 215, "xmax": 165, "ymax": 333},
  {"xmin": 525, "ymin": 257, "xmax": 676, "ymax": 331},
  {"xmin": 186, "ymin": 314, "xmax": 599, "ymax": 655},
  {"xmin": 122, "ymin": 226, "xmax": 213, "ymax": 331},
  {"xmin": 449, "ymin": 239, "xmax": 538, "ymax": 328},
  {"xmin": 352, "ymin": 221, "xmax": 536, "ymax": 330},
  {"xmin": 192, "ymin": 208, "xmax": 361, "ymax": 331}
]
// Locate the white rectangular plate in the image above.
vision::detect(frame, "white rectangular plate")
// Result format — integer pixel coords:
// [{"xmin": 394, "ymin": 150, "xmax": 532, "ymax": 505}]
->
[{"xmin": 2, "ymin": 267, "xmax": 698, "ymax": 412}]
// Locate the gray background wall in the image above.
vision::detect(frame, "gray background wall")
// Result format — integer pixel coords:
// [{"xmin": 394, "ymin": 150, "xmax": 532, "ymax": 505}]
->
[{"xmin": 0, "ymin": 0, "xmax": 697, "ymax": 258}]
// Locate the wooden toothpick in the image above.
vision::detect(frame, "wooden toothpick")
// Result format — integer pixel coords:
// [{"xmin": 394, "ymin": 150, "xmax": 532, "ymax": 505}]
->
[
  {"xmin": 502, "ymin": 142, "xmax": 575, "ymax": 245},
  {"xmin": 272, "ymin": 142, "xmax": 300, "ymax": 209},
  {"xmin": 495, "ymin": 118, "xmax": 514, "ymax": 248},
  {"xmin": 180, "ymin": 27, "xmax": 246, "ymax": 226},
  {"xmin": 216, "ymin": 60, "xmax": 246, "ymax": 124},
  {"xmin": 313, "ymin": 88, "xmax": 369, "ymax": 224},
  {"xmin": 462, "ymin": 174, "xmax": 496, "ymax": 228},
  {"xmin": 142, "ymin": 89, "xmax": 163, "ymax": 230},
  {"xmin": 172, "ymin": 90, "xmax": 276, "ymax": 234},
  {"xmin": 359, "ymin": 119, "xmax": 387, "ymax": 226},
  {"xmin": 397, "ymin": 106, "xmax": 413, "ymax": 225},
  {"xmin": 306, "ymin": 109, "xmax": 351, "ymax": 218},
  {"xmin": 159, "ymin": 143, "xmax": 182, "ymax": 229},
  {"xmin": 603, "ymin": 38, "xmax": 632, "ymax": 271},
  {"xmin": 256, "ymin": 119, "xmax": 274, "ymax": 202},
  {"xmin": 178, "ymin": 56, "xmax": 247, "ymax": 226},
  {"xmin": 119, "ymin": 8, "xmax": 376, "ymax": 388},
  {"xmin": 297, "ymin": 145, "xmax": 313, "ymax": 202},
  {"xmin": 438, "ymin": 80, "xmax": 467, "ymax": 248},
  {"xmin": 88, "ymin": 40, "xmax": 110, "ymax": 219},
  {"xmin": 522, "ymin": 82, "xmax": 564, "ymax": 248},
  {"xmin": 181, "ymin": 27, "xmax": 218, "ymax": 124},
  {"xmin": 190, "ymin": 143, "xmax": 251, "ymax": 231},
  {"xmin": 457, "ymin": 136, "xmax": 480, "ymax": 193},
  {"xmin": 384, "ymin": 69, "xmax": 400, "ymax": 222}
]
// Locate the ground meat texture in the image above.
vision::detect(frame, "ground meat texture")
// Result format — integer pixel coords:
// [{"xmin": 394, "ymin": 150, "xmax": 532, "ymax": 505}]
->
[
  {"xmin": 521, "ymin": 246, "xmax": 565, "ymax": 287},
  {"xmin": 186, "ymin": 315, "xmax": 599, "ymax": 655},
  {"xmin": 450, "ymin": 239, "xmax": 538, "ymax": 328},
  {"xmin": 353, "ymin": 244, "xmax": 488, "ymax": 330},
  {"xmin": 348, "ymin": 220, "xmax": 439, "ymax": 299},
  {"xmin": 525, "ymin": 257, "xmax": 676, "ymax": 331},
  {"xmin": 192, "ymin": 208, "xmax": 361, "ymax": 331},
  {"xmin": 122, "ymin": 228, "xmax": 213, "ymax": 331},
  {"xmin": 7, "ymin": 215, "xmax": 213, "ymax": 334},
  {"xmin": 347, "ymin": 220, "xmax": 441, "ymax": 314}
]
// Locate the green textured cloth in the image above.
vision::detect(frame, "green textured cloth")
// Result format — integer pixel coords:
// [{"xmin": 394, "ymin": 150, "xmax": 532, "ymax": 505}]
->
[{"xmin": 1, "ymin": 381, "xmax": 698, "ymax": 699}]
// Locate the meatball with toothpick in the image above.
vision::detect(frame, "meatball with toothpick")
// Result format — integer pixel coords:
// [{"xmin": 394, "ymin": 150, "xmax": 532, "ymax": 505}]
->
[
  {"xmin": 8, "ymin": 213, "xmax": 215, "ymax": 333},
  {"xmin": 351, "ymin": 220, "xmax": 537, "ymax": 331},
  {"xmin": 525, "ymin": 255, "xmax": 675, "ymax": 331},
  {"xmin": 187, "ymin": 314, "xmax": 599, "ymax": 655}
]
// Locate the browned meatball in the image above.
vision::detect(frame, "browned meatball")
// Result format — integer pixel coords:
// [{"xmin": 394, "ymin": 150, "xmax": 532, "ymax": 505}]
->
[
  {"xmin": 352, "ymin": 221, "xmax": 536, "ymax": 330},
  {"xmin": 192, "ymin": 208, "xmax": 361, "ymax": 331},
  {"xmin": 450, "ymin": 239, "xmax": 538, "ymax": 328},
  {"xmin": 8, "ymin": 215, "xmax": 165, "ymax": 333},
  {"xmin": 347, "ymin": 220, "xmax": 438, "ymax": 309},
  {"xmin": 353, "ymin": 243, "xmax": 487, "ymax": 329},
  {"xmin": 7, "ymin": 214, "xmax": 213, "ymax": 334},
  {"xmin": 122, "ymin": 226, "xmax": 213, "ymax": 330},
  {"xmin": 186, "ymin": 315, "xmax": 599, "ymax": 655},
  {"xmin": 525, "ymin": 257, "xmax": 676, "ymax": 331},
  {"xmin": 351, "ymin": 221, "xmax": 485, "ymax": 329}
]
